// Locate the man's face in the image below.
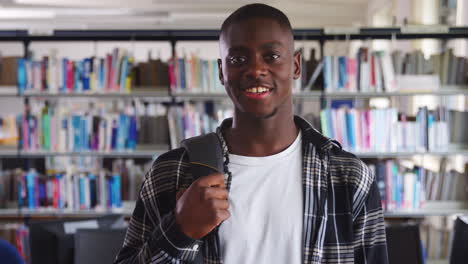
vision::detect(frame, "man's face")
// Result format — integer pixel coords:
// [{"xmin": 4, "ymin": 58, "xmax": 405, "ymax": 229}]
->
[{"xmin": 218, "ymin": 18, "xmax": 301, "ymax": 119}]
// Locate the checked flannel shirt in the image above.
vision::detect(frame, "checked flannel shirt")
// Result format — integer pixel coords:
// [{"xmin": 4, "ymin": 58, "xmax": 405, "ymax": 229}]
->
[{"xmin": 114, "ymin": 116, "xmax": 389, "ymax": 264}]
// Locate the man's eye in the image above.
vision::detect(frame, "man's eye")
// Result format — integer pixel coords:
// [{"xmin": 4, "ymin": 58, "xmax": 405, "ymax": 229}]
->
[
  {"xmin": 229, "ymin": 56, "xmax": 246, "ymax": 64},
  {"xmin": 265, "ymin": 54, "xmax": 280, "ymax": 61}
]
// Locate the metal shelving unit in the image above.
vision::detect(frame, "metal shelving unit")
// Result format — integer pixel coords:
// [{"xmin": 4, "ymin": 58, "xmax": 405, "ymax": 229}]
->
[
  {"xmin": 0, "ymin": 149, "xmax": 464, "ymax": 158},
  {"xmin": 0, "ymin": 26, "xmax": 466, "ymax": 220},
  {"xmin": 1, "ymin": 27, "xmax": 468, "ymax": 41},
  {"xmin": 1, "ymin": 86, "xmax": 465, "ymax": 99}
]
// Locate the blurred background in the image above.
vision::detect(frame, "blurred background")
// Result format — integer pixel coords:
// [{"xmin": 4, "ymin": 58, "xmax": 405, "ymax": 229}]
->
[{"xmin": 0, "ymin": 1, "xmax": 467, "ymax": 264}]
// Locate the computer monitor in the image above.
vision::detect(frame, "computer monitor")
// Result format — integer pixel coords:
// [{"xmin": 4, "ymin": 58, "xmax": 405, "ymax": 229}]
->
[
  {"xmin": 385, "ymin": 224, "xmax": 424, "ymax": 264},
  {"xmin": 74, "ymin": 228, "xmax": 127, "ymax": 264},
  {"xmin": 450, "ymin": 216, "xmax": 468, "ymax": 264},
  {"xmin": 28, "ymin": 214, "xmax": 125, "ymax": 264}
]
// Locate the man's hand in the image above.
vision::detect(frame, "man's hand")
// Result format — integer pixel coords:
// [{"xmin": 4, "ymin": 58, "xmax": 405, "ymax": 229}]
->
[{"xmin": 175, "ymin": 172, "xmax": 230, "ymax": 240}]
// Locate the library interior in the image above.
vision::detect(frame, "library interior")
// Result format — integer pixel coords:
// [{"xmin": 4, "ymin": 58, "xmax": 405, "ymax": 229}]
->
[{"xmin": 0, "ymin": 0, "xmax": 467, "ymax": 263}]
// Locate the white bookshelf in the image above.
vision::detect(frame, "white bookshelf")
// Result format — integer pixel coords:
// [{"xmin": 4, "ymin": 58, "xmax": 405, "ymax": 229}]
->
[
  {"xmin": 427, "ymin": 259, "xmax": 448, "ymax": 264},
  {"xmin": 384, "ymin": 201, "xmax": 468, "ymax": 218},
  {"xmin": 0, "ymin": 201, "xmax": 135, "ymax": 218},
  {"xmin": 0, "ymin": 149, "xmax": 464, "ymax": 158},
  {"xmin": 1, "ymin": 85, "xmax": 467, "ymax": 99},
  {"xmin": 17, "ymin": 149, "xmax": 167, "ymax": 158}
]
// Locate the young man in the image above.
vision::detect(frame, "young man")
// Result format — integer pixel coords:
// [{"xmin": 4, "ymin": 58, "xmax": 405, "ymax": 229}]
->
[{"xmin": 115, "ymin": 4, "xmax": 388, "ymax": 264}]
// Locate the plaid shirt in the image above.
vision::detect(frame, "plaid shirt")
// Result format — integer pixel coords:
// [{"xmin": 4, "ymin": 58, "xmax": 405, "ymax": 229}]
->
[{"xmin": 115, "ymin": 116, "xmax": 388, "ymax": 264}]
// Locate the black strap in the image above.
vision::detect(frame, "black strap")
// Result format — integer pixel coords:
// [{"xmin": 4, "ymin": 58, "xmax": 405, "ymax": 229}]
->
[
  {"xmin": 181, "ymin": 132, "xmax": 224, "ymax": 264},
  {"xmin": 181, "ymin": 132, "xmax": 224, "ymax": 177}
]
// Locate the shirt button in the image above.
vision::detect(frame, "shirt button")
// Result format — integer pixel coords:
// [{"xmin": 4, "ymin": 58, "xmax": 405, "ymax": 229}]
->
[{"xmin": 192, "ymin": 244, "xmax": 199, "ymax": 250}]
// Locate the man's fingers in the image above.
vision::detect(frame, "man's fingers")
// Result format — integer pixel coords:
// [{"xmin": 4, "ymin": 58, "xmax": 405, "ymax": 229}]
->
[
  {"xmin": 203, "ymin": 187, "xmax": 228, "ymax": 200},
  {"xmin": 196, "ymin": 172, "xmax": 225, "ymax": 188},
  {"xmin": 207, "ymin": 198, "xmax": 229, "ymax": 210}
]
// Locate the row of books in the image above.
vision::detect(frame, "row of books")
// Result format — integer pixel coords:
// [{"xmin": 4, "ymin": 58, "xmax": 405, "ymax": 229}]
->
[
  {"xmin": 392, "ymin": 49, "xmax": 468, "ymax": 85},
  {"xmin": 167, "ymin": 103, "xmax": 233, "ymax": 149},
  {"xmin": 16, "ymin": 48, "xmax": 135, "ymax": 94},
  {"xmin": 0, "ymin": 158, "xmax": 150, "ymax": 210},
  {"xmin": 369, "ymin": 160, "xmax": 467, "ymax": 211},
  {"xmin": 17, "ymin": 169, "xmax": 123, "ymax": 210},
  {"xmin": 169, "ymin": 53, "xmax": 224, "ymax": 93},
  {"xmin": 320, "ymin": 48, "xmax": 468, "ymax": 92},
  {"xmin": 17, "ymin": 101, "xmax": 142, "ymax": 151},
  {"xmin": 420, "ymin": 216, "xmax": 456, "ymax": 260},
  {"xmin": 323, "ymin": 49, "xmax": 397, "ymax": 92},
  {"xmin": 319, "ymin": 106, "xmax": 451, "ymax": 152}
]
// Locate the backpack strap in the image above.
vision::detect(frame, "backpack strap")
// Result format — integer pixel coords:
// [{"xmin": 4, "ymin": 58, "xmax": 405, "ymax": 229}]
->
[
  {"xmin": 181, "ymin": 132, "xmax": 224, "ymax": 180},
  {"xmin": 180, "ymin": 132, "xmax": 224, "ymax": 264}
]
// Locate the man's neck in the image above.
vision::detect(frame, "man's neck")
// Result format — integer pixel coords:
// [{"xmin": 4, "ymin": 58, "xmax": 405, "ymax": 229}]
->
[{"xmin": 224, "ymin": 110, "xmax": 299, "ymax": 157}]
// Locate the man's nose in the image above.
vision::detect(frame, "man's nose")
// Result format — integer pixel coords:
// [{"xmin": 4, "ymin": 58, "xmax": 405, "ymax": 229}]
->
[{"xmin": 245, "ymin": 56, "xmax": 268, "ymax": 79}]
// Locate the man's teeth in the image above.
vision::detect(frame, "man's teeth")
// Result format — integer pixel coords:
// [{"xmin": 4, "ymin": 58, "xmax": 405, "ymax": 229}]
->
[{"xmin": 245, "ymin": 87, "xmax": 270, "ymax": 93}]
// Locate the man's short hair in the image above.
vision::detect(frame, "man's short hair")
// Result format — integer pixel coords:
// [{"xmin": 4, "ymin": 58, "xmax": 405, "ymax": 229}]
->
[{"xmin": 220, "ymin": 3, "xmax": 293, "ymax": 39}]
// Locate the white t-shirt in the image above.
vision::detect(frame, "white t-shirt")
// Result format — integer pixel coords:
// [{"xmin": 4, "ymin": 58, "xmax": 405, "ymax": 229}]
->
[{"xmin": 219, "ymin": 131, "xmax": 303, "ymax": 264}]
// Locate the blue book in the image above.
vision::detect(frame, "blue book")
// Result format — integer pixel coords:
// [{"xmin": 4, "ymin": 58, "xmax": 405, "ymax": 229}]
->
[
  {"xmin": 72, "ymin": 116, "xmax": 82, "ymax": 151},
  {"xmin": 26, "ymin": 170, "xmax": 36, "ymax": 209},
  {"xmin": 17, "ymin": 58, "xmax": 27, "ymax": 94},
  {"xmin": 62, "ymin": 58, "xmax": 68, "ymax": 92},
  {"xmin": 83, "ymin": 58, "xmax": 91, "ymax": 91},
  {"xmin": 178, "ymin": 58, "xmax": 186, "ymax": 90},
  {"xmin": 112, "ymin": 174, "xmax": 122, "ymax": 208},
  {"xmin": 107, "ymin": 178, "xmax": 112, "ymax": 208},
  {"xmin": 79, "ymin": 177, "xmax": 85, "ymax": 209},
  {"xmin": 110, "ymin": 119, "xmax": 118, "ymax": 150},
  {"xmin": 346, "ymin": 110, "xmax": 356, "ymax": 150},
  {"xmin": 127, "ymin": 116, "xmax": 137, "ymax": 149},
  {"xmin": 38, "ymin": 182, "xmax": 46, "ymax": 206},
  {"xmin": 117, "ymin": 114, "xmax": 127, "ymax": 150},
  {"xmin": 119, "ymin": 56, "xmax": 128, "ymax": 91},
  {"xmin": 80, "ymin": 118, "xmax": 87, "ymax": 150},
  {"xmin": 99, "ymin": 58, "xmax": 105, "ymax": 90},
  {"xmin": 338, "ymin": 56, "xmax": 347, "ymax": 90}
]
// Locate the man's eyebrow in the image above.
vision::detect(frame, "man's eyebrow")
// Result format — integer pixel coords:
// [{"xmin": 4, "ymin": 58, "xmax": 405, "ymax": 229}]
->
[{"xmin": 228, "ymin": 46, "xmax": 249, "ymax": 53}]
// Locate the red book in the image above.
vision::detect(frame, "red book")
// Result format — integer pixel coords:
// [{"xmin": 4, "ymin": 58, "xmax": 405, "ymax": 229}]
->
[
  {"xmin": 52, "ymin": 178, "xmax": 59, "ymax": 209},
  {"xmin": 168, "ymin": 58, "xmax": 176, "ymax": 92},
  {"xmin": 66, "ymin": 60, "xmax": 73, "ymax": 92}
]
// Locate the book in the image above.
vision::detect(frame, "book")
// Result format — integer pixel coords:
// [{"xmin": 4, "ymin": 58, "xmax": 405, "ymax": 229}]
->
[
  {"xmin": 319, "ymin": 106, "xmax": 451, "ymax": 152},
  {"xmin": 17, "ymin": 48, "xmax": 136, "ymax": 94}
]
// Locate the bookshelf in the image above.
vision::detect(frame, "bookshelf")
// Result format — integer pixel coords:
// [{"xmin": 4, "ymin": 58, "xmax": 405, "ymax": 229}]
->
[
  {"xmin": 0, "ymin": 149, "xmax": 464, "ymax": 159},
  {"xmin": 0, "ymin": 27, "xmax": 466, "ymax": 219},
  {"xmin": 0, "ymin": 85, "xmax": 465, "ymax": 99}
]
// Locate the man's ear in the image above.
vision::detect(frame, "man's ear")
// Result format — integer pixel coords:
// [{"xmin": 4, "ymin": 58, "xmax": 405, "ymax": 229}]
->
[
  {"xmin": 293, "ymin": 51, "xmax": 301, "ymax": 80},
  {"xmin": 217, "ymin": 59, "xmax": 225, "ymax": 85}
]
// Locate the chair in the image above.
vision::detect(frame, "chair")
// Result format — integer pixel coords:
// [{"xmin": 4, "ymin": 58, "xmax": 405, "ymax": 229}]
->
[
  {"xmin": 385, "ymin": 224, "xmax": 424, "ymax": 264},
  {"xmin": 0, "ymin": 238, "xmax": 24, "ymax": 264},
  {"xmin": 74, "ymin": 228, "xmax": 127, "ymax": 264},
  {"xmin": 29, "ymin": 214, "xmax": 125, "ymax": 264},
  {"xmin": 450, "ymin": 216, "xmax": 468, "ymax": 264}
]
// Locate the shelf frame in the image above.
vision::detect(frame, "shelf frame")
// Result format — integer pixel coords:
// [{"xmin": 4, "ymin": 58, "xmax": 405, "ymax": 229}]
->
[{"xmin": 1, "ymin": 27, "xmax": 468, "ymax": 41}]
